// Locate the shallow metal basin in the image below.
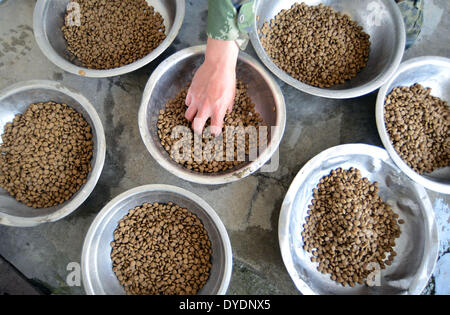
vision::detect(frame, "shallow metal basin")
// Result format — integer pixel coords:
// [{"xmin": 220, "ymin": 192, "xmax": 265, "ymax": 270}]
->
[
  {"xmin": 81, "ymin": 184, "xmax": 233, "ymax": 295},
  {"xmin": 0, "ymin": 80, "xmax": 106, "ymax": 227},
  {"xmin": 375, "ymin": 56, "xmax": 450, "ymax": 195},
  {"xmin": 250, "ymin": 0, "xmax": 406, "ymax": 99},
  {"xmin": 138, "ymin": 45, "xmax": 286, "ymax": 185},
  {"xmin": 33, "ymin": 0, "xmax": 185, "ymax": 77},
  {"xmin": 279, "ymin": 144, "xmax": 438, "ymax": 294}
]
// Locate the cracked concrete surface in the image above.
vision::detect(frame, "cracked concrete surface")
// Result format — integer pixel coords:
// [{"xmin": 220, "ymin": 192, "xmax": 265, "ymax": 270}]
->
[{"xmin": 0, "ymin": 0, "xmax": 448, "ymax": 295}]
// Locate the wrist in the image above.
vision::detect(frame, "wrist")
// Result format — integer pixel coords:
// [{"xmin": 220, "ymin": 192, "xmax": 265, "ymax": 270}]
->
[{"xmin": 204, "ymin": 38, "xmax": 239, "ymax": 68}]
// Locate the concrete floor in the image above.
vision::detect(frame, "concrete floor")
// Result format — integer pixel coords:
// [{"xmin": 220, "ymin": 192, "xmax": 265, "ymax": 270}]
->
[{"xmin": 0, "ymin": 0, "xmax": 448, "ymax": 295}]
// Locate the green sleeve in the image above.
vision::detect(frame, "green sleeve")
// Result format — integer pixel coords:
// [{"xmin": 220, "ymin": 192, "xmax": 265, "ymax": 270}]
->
[
  {"xmin": 396, "ymin": 0, "xmax": 423, "ymax": 48},
  {"xmin": 206, "ymin": 0, "xmax": 255, "ymax": 48}
]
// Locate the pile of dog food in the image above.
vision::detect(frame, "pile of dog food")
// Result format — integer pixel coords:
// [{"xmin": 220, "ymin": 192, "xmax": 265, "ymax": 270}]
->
[
  {"xmin": 157, "ymin": 80, "xmax": 266, "ymax": 173},
  {"xmin": 0, "ymin": 101, "xmax": 93, "ymax": 208},
  {"xmin": 384, "ymin": 83, "xmax": 449, "ymax": 174},
  {"xmin": 62, "ymin": 0, "xmax": 166, "ymax": 69},
  {"xmin": 260, "ymin": 2, "xmax": 370, "ymax": 88},
  {"xmin": 111, "ymin": 202, "xmax": 212, "ymax": 295},
  {"xmin": 302, "ymin": 168, "xmax": 402, "ymax": 287}
]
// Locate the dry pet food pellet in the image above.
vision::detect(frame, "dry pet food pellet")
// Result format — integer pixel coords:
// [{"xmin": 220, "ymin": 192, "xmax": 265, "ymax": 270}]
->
[
  {"xmin": 259, "ymin": 2, "xmax": 370, "ymax": 88},
  {"xmin": 302, "ymin": 167, "xmax": 401, "ymax": 287},
  {"xmin": 157, "ymin": 80, "xmax": 266, "ymax": 173},
  {"xmin": 111, "ymin": 202, "xmax": 212, "ymax": 295},
  {"xmin": 384, "ymin": 83, "xmax": 449, "ymax": 174},
  {"xmin": 0, "ymin": 102, "xmax": 93, "ymax": 208},
  {"xmin": 62, "ymin": 0, "xmax": 166, "ymax": 70}
]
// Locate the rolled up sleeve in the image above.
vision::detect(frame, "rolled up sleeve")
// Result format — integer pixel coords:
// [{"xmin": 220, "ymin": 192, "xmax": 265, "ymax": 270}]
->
[{"xmin": 206, "ymin": 0, "xmax": 255, "ymax": 48}]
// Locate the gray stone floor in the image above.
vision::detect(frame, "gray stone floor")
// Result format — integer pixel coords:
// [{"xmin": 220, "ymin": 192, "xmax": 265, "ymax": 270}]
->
[{"xmin": 0, "ymin": 0, "xmax": 448, "ymax": 295}]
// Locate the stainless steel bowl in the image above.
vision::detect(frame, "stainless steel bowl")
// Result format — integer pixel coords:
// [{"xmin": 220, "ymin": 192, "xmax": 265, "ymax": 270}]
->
[
  {"xmin": 279, "ymin": 144, "xmax": 438, "ymax": 295},
  {"xmin": 81, "ymin": 184, "xmax": 233, "ymax": 295},
  {"xmin": 376, "ymin": 56, "xmax": 450, "ymax": 195},
  {"xmin": 138, "ymin": 45, "xmax": 286, "ymax": 185},
  {"xmin": 33, "ymin": 0, "xmax": 185, "ymax": 78},
  {"xmin": 0, "ymin": 80, "xmax": 106, "ymax": 227},
  {"xmin": 249, "ymin": 0, "xmax": 406, "ymax": 99}
]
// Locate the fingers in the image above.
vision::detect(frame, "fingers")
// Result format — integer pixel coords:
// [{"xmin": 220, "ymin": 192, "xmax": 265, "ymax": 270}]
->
[
  {"xmin": 210, "ymin": 118, "xmax": 224, "ymax": 137},
  {"xmin": 187, "ymin": 99, "xmax": 228, "ymax": 137},
  {"xmin": 193, "ymin": 115, "xmax": 209, "ymax": 135},
  {"xmin": 185, "ymin": 103, "xmax": 198, "ymax": 122},
  {"xmin": 210, "ymin": 105, "xmax": 228, "ymax": 137},
  {"xmin": 184, "ymin": 87, "xmax": 195, "ymax": 121},
  {"xmin": 184, "ymin": 83, "xmax": 232, "ymax": 137},
  {"xmin": 192, "ymin": 103, "xmax": 212, "ymax": 135},
  {"xmin": 227, "ymin": 102, "xmax": 234, "ymax": 112},
  {"xmin": 185, "ymin": 88, "xmax": 192, "ymax": 107},
  {"xmin": 227, "ymin": 89, "xmax": 235, "ymax": 112}
]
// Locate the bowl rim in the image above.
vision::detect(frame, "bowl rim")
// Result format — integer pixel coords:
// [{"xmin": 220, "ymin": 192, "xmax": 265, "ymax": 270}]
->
[
  {"xmin": 0, "ymin": 80, "xmax": 106, "ymax": 227},
  {"xmin": 249, "ymin": 0, "xmax": 406, "ymax": 99},
  {"xmin": 375, "ymin": 56, "xmax": 450, "ymax": 195},
  {"xmin": 138, "ymin": 45, "xmax": 286, "ymax": 185},
  {"xmin": 278, "ymin": 143, "xmax": 439, "ymax": 295},
  {"xmin": 81, "ymin": 184, "xmax": 233, "ymax": 295},
  {"xmin": 33, "ymin": 0, "xmax": 186, "ymax": 78}
]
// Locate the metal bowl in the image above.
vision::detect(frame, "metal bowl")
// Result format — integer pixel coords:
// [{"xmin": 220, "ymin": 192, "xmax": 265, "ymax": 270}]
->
[
  {"xmin": 0, "ymin": 80, "xmax": 106, "ymax": 227},
  {"xmin": 279, "ymin": 144, "xmax": 438, "ymax": 295},
  {"xmin": 33, "ymin": 0, "xmax": 185, "ymax": 78},
  {"xmin": 81, "ymin": 184, "xmax": 233, "ymax": 295},
  {"xmin": 376, "ymin": 56, "xmax": 450, "ymax": 195},
  {"xmin": 138, "ymin": 45, "xmax": 286, "ymax": 185},
  {"xmin": 249, "ymin": 0, "xmax": 406, "ymax": 99}
]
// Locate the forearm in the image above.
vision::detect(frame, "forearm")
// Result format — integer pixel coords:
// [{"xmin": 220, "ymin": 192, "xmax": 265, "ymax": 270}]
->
[{"xmin": 204, "ymin": 38, "xmax": 239, "ymax": 70}]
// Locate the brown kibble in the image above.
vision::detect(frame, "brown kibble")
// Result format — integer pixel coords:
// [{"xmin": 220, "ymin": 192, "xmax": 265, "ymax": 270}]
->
[
  {"xmin": 302, "ymin": 168, "xmax": 401, "ymax": 287},
  {"xmin": 110, "ymin": 202, "xmax": 212, "ymax": 295},
  {"xmin": 0, "ymin": 102, "xmax": 93, "ymax": 208},
  {"xmin": 62, "ymin": 0, "xmax": 166, "ymax": 70},
  {"xmin": 157, "ymin": 80, "xmax": 266, "ymax": 173},
  {"xmin": 384, "ymin": 84, "xmax": 449, "ymax": 175},
  {"xmin": 259, "ymin": 3, "xmax": 370, "ymax": 88}
]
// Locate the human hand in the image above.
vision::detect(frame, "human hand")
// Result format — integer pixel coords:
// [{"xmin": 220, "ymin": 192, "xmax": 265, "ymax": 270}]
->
[{"xmin": 185, "ymin": 38, "xmax": 239, "ymax": 136}]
